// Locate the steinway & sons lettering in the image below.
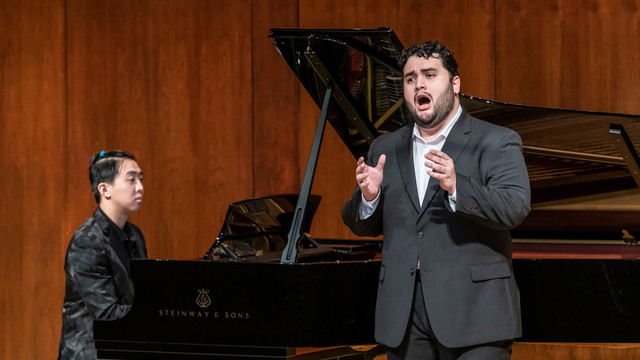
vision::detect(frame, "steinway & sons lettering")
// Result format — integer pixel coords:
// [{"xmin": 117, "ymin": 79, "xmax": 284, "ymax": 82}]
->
[{"xmin": 158, "ymin": 309, "xmax": 250, "ymax": 320}]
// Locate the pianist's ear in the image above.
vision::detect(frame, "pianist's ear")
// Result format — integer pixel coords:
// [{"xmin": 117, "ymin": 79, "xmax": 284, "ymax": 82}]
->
[{"xmin": 98, "ymin": 183, "xmax": 111, "ymax": 200}]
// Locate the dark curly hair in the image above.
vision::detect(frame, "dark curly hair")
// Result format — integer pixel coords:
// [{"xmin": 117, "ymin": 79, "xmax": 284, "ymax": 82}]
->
[
  {"xmin": 400, "ymin": 41, "xmax": 459, "ymax": 79},
  {"xmin": 89, "ymin": 150, "xmax": 136, "ymax": 203}
]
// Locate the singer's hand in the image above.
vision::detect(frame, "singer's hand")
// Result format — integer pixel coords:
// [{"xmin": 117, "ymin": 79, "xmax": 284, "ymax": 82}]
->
[
  {"xmin": 425, "ymin": 149, "xmax": 456, "ymax": 194},
  {"xmin": 356, "ymin": 154, "xmax": 386, "ymax": 201}
]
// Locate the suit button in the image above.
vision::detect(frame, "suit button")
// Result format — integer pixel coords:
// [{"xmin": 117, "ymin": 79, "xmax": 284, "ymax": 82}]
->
[
  {"xmin": 417, "ymin": 232, "xmax": 424, "ymax": 239},
  {"xmin": 410, "ymin": 268, "xmax": 415, "ymax": 275}
]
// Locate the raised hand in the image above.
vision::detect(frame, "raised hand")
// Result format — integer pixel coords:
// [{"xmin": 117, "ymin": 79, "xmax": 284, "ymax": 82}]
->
[
  {"xmin": 356, "ymin": 154, "xmax": 386, "ymax": 201},
  {"xmin": 425, "ymin": 149, "xmax": 456, "ymax": 194}
]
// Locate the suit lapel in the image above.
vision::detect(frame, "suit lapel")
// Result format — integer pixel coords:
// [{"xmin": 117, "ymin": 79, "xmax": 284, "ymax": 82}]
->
[
  {"xmin": 419, "ymin": 110, "xmax": 472, "ymax": 216},
  {"xmin": 396, "ymin": 125, "xmax": 421, "ymax": 212}
]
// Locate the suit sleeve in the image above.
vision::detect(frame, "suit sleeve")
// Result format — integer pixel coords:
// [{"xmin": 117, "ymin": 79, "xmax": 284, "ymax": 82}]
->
[
  {"xmin": 67, "ymin": 234, "xmax": 134, "ymax": 320},
  {"xmin": 342, "ymin": 142, "xmax": 385, "ymax": 237},
  {"xmin": 342, "ymin": 185, "xmax": 384, "ymax": 237},
  {"xmin": 453, "ymin": 130, "xmax": 531, "ymax": 229}
]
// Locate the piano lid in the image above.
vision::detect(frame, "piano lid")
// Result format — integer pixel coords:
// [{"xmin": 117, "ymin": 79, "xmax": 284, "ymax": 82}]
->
[{"xmin": 269, "ymin": 27, "xmax": 640, "ymax": 203}]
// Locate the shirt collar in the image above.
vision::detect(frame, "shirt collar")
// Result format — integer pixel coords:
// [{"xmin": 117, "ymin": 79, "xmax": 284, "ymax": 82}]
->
[
  {"xmin": 412, "ymin": 105, "xmax": 462, "ymax": 143},
  {"xmin": 97, "ymin": 206, "xmax": 130, "ymax": 242}
]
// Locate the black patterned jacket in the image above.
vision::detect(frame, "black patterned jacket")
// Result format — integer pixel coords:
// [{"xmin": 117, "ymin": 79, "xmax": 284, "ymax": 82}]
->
[{"xmin": 58, "ymin": 208, "xmax": 147, "ymax": 359}]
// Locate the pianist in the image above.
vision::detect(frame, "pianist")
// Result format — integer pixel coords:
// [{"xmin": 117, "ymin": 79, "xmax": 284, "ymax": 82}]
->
[
  {"xmin": 342, "ymin": 41, "xmax": 531, "ymax": 359},
  {"xmin": 58, "ymin": 151, "xmax": 147, "ymax": 360}
]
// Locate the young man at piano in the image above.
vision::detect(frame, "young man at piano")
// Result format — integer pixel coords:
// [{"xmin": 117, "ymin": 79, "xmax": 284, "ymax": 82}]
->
[
  {"xmin": 342, "ymin": 41, "xmax": 531, "ymax": 359},
  {"xmin": 58, "ymin": 150, "xmax": 147, "ymax": 360}
]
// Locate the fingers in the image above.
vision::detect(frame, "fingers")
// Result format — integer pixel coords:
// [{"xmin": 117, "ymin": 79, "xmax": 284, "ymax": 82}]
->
[
  {"xmin": 355, "ymin": 155, "xmax": 385, "ymax": 193},
  {"xmin": 424, "ymin": 149, "xmax": 449, "ymax": 162},
  {"xmin": 376, "ymin": 154, "xmax": 386, "ymax": 170},
  {"xmin": 424, "ymin": 149, "xmax": 453, "ymax": 174},
  {"xmin": 425, "ymin": 149, "xmax": 449, "ymax": 165},
  {"xmin": 425, "ymin": 161, "xmax": 445, "ymax": 173},
  {"xmin": 356, "ymin": 156, "xmax": 368, "ymax": 187},
  {"xmin": 356, "ymin": 156, "xmax": 366, "ymax": 175},
  {"xmin": 357, "ymin": 155, "xmax": 386, "ymax": 175},
  {"xmin": 356, "ymin": 172, "xmax": 367, "ymax": 184},
  {"xmin": 423, "ymin": 150, "xmax": 456, "ymax": 193}
]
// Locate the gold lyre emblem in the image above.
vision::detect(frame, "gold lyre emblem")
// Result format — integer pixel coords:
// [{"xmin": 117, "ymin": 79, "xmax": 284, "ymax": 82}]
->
[{"xmin": 196, "ymin": 289, "xmax": 212, "ymax": 308}]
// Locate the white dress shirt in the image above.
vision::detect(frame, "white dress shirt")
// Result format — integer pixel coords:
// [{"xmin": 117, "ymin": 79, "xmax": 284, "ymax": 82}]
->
[{"xmin": 359, "ymin": 105, "xmax": 462, "ymax": 219}]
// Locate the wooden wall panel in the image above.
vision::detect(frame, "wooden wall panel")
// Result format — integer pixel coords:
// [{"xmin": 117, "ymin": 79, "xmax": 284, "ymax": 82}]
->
[
  {"xmin": 297, "ymin": 0, "xmax": 496, "ymax": 239},
  {"xmin": 391, "ymin": 0, "xmax": 497, "ymax": 99},
  {"xmin": 298, "ymin": 0, "xmax": 496, "ymax": 97},
  {"xmin": 252, "ymin": 0, "xmax": 300, "ymax": 196},
  {"xmin": 2, "ymin": 0, "xmax": 640, "ymax": 358},
  {"xmin": 0, "ymin": 0, "xmax": 66, "ymax": 358},
  {"xmin": 66, "ymin": 0, "xmax": 254, "ymax": 261},
  {"xmin": 496, "ymin": 0, "xmax": 640, "ymax": 114}
]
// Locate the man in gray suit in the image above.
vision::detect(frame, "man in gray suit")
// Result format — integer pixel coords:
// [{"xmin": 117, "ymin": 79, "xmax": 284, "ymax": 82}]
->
[{"xmin": 342, "ymin": 41, "xmax": 531, "ymax": 359}]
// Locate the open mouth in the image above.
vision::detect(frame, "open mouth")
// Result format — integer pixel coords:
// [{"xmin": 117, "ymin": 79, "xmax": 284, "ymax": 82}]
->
[{"xmin": 416, "ymin": 93, "xmax": 431, "ymax": 110}]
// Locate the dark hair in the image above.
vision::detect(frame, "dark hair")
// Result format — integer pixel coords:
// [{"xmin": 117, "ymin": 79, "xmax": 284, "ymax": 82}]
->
[
  {"xmin": 400, "ymin": 41, "xmax": 459, "ymax": 79},
  {"xmin": 89, "ymin": 150, "xmax": 136, "ymax": 203}
]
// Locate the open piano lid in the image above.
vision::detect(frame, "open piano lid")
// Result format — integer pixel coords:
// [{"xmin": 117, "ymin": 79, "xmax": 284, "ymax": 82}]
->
[{"xmin": 269, "ymin": 27, "xmax": 640, "ymax": 205}]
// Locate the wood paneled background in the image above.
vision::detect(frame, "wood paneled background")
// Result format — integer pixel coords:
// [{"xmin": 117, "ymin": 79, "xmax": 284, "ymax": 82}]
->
[{"xmin": 1, "ymin": 0, "xmax": 639, "ymax": 358}]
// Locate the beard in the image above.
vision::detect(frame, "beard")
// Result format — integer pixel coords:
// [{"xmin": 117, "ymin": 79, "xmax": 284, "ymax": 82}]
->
[{"xmin": 410, "ymin": 82, "xmax": 455, "ymax": 130}]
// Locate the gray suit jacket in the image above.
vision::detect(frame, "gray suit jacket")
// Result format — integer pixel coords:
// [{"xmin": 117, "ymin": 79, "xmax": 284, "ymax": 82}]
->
[{"xmin": 342, "ymin": 109, "xmax": 531, "ymax": 348}]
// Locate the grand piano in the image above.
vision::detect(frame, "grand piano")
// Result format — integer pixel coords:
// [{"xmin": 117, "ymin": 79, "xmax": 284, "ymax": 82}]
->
[{"xmin": 94, "ymin": 28, "xmax": 640, "ymax": 359}]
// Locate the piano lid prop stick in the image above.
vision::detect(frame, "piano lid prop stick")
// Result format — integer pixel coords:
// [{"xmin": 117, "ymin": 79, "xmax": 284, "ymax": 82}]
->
[{"xmin": 281, "ymin": 85, "xmax": 333, "ymax": 264}]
